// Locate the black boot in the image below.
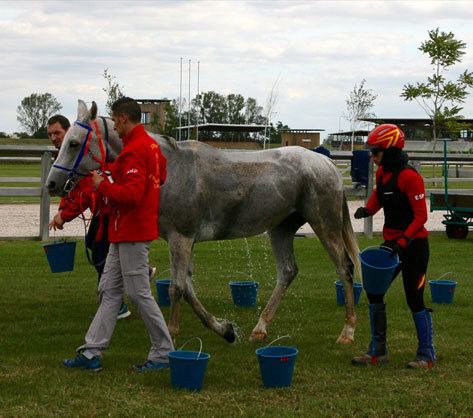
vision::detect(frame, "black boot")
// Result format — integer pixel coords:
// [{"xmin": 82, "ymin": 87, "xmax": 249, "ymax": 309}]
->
[{"xmin": 352, "ymin": 303, "xmax": 388, "ymax": 365}]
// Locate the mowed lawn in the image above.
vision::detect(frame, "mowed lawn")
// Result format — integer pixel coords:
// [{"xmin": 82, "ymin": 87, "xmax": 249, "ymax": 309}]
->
[{"xmin": 1, "ymin": 234, "xmax": 473, "ymax": 416}]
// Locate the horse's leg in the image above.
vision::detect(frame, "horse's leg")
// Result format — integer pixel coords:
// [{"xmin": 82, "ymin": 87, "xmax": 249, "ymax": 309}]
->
[
  {"xmin": 181, "ymin": 260, "xmax": 236, "ymax": 343},
  {"xmin": 309, "ymin": 222, "xmax": 357, "ymax": 344},
  {"xmin": 167, "ymin": 234, "xmax": 194, "ymax": 340},
  {"xmin": 168, "ymin": 234, "xmax": 235, "ymax": 343},
  {"xmin": 250, "ymin": 216, "xmax": 302, "ymax": 342}
]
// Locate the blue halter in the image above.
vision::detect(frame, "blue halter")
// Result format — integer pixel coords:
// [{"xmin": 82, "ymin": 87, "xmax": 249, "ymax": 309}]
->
[{"xmin": 52, "ymin": 121, "xmax": 93, "ymax": 179}]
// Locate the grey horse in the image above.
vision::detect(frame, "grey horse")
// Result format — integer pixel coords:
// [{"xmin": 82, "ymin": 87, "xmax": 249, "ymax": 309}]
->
[{"xmin": 46, "ymin": 100, "xmax": 361, "ymax": 344}]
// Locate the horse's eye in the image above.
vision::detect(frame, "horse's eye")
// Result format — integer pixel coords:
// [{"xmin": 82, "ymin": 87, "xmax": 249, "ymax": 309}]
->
[{"xmin": 70, "ymin": 141, "xmax": 79, "ymax": 148}]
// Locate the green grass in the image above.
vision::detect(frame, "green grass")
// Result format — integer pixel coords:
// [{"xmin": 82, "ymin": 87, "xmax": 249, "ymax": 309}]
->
[
  {"xmin": 1, "ymin": 234, "xmax": 473, "ymax": 416},
  {"xmin": 0, "ymin": 138, "xmax": 50, "ymax": 146}
]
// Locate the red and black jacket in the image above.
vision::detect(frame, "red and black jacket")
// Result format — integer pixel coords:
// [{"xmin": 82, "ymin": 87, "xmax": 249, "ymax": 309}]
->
[{"xmin": 366, "ymin": 164, "xmax": 428, "ymax": 242}]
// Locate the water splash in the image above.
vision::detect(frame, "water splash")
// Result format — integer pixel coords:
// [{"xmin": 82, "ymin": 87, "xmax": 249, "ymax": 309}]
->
[
  {"xmin": 243, "ymin": 238, "xmax": 255, "ymax": 280},
  {"xmin": 216, "ymin": 318, "xmax": 243, "ymax": 344}
]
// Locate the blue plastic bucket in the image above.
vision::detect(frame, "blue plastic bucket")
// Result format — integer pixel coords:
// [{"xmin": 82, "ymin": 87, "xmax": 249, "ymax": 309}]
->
[
  {"xmin": 229, "ymin": 281, "xmax": 259, "ymax": 307},
  {"xmin": 155, "ymin": 279, "xmax": 171, "ymax": 307},
  {"xmin": 256, "ymin": 345, "xmax": 298, "ymax": 388},
  {"xmin": 334, "ymin": 281, "xmax": 363, "ymax": 306},
  {"xmin": 168, "ymin": 338, "xmax": 210, "ymax": 391},
  {"xmin": 43, "ymin": 241, "xmax": 76, "ymax": 273},
  {"xmin": 429, "ymin": 280, "xmax": 458, "ymax": 304},
  {"xmin": 359, "ymin": 248, "xmax": 399, "ymax": 294}
]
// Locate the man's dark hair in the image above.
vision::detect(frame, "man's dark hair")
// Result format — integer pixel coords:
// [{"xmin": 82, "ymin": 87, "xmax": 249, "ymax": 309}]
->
[
  {"xmin": 111, "ymin": 97, "xmax": 141, "ymax": 124},
  {"xmin": 47, "ymin": 114, "xmax": 70, "ymax": 130}
]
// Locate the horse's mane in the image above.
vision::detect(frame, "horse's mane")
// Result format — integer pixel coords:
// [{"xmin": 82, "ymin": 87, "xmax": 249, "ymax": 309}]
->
[
  {"xmin": 161, "ymin": 134, "xmax": 177, "ymax": 150},
  {"xmin": 99, "ymin": 116, "xmax": 178, "ymax": 151}
]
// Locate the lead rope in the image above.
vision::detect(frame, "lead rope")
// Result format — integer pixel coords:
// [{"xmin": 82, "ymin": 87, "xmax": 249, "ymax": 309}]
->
[{"xmin": 77, "ymin": 119, "xmax": 109, "ymax": 268}]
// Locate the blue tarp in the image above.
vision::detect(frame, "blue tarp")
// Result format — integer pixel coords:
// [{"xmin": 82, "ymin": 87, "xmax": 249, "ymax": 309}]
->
[
  {"xmin": 350, "ymin": 150, "xmax": 370, "ymax": 187},
  {"xmin": 312, "ymin": 146, "xmax": 331, "ymax": 158}
]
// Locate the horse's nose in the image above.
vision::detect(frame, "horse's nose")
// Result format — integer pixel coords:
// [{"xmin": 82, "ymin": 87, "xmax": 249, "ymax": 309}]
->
[{"xmin": 47, "ymin": 180, "xmax": 56, "ymax": 190}]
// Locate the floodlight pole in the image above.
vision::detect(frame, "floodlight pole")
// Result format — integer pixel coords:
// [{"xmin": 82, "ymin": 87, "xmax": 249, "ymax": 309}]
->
[
  {"xmin": 196, "ymin": 61, "xmax": 200, "ymax": 141},
  {"xmin": 178, "ymin": 57, "xmax": 182, "ymax": 141},
  {"xmin": 188, "ymin": 59, "xmax": 191, "ymax": 140}
]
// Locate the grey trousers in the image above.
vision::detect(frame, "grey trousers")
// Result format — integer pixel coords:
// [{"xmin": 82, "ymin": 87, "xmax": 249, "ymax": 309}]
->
[{"xmin": 78, "ymin": 241, "xmax": 174, "ymax": 362}]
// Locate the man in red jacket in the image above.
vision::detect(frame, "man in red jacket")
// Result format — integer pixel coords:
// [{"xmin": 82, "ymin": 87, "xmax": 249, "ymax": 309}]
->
[
  {"xmin": 351, "ymin": 124, "xmax": 436, "ymax": 369},
  {"xmin": 48, "ymin": 115, "xmax": 133, "ymax": 320},
  {"xmin": 63, "ymin": 97, "xmax": 174, "ymax": 372}
]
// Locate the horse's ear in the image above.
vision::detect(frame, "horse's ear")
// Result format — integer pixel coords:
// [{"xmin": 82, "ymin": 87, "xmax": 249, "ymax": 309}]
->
[
  {"xmin": 77, "ymin": 99, "xmax": 89, "ymax": 122},
  {"xmin": 90, "ymin": 101, "xmax": 98, "ymax": 120}
]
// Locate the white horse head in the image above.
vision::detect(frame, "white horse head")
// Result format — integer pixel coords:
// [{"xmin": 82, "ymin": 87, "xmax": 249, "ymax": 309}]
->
[{"xmin": 46, "ymin": 100, "xmax": 122, "ymax": 196}]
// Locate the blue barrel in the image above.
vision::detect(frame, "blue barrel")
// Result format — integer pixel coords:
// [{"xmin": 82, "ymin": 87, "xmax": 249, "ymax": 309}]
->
[
  {"xmin": 43, "ymin": 241, "xmax": 76, "ymax": 273},
  {"xmin": 168, "ymin": 350, "xmax": 210, "ymax": 391},
  {"xmin": 256, "ymin": 346, "xmax": 298, "ymax": 388},
  {"xmin": 155, "ymin": 279, "xmax": 171, "ymax": 307},
  {"xmin": 334, "ymin": 281, "xmax": 363, "ymax": 306},
  {"xmin": 229, "ymin": 281, "xmax": 259, "ymax": 307},
  {"xmin": 429, "ymin": 280, "xmax": 458, "ymax": 304},
  {"xmin": 359, "ymin": 248, "xmax": 399, "ymax": 294}
]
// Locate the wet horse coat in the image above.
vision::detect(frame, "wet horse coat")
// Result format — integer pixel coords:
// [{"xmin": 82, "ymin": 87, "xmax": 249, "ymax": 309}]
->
[{"xmin": 47, "ymin": 100, "xmax": 361, "ymax": 343}]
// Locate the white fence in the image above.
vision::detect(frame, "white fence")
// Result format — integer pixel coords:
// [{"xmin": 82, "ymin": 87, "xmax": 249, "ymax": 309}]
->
[{"xmin": 1, "ymin": 146, "xmax": 473, "ymax": 240}]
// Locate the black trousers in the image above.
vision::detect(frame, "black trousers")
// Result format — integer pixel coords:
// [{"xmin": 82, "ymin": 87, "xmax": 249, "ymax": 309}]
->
[
  {"xmin": 367, "ymin": 238, "xmax": 429, "ymax": 313},
  {"xmin": 86, "ymin": 215, "xmax": 110, "ymax": 280}
]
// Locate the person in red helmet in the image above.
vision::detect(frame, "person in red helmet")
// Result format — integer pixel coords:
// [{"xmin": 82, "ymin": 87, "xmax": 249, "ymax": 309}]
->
[{"xmin": 352, "ymin": 124, "xmax": 436, "ymax": 369}]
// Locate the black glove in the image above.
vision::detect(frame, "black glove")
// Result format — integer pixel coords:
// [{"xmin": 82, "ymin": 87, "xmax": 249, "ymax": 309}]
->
[{"xmin": 354, "ymin": 207, "xmax": 371, "ymax": 219}]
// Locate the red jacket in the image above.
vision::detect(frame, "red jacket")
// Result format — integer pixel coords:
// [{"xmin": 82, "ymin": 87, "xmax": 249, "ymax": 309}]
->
[
  {"xmin": 59, "ymin": 176, "xmax": 97, "ymax": 222},
  {"xmin": 98, "ymin": 124, "xmax": 166, "ymax": 243},
  {"xmin": 366, "ymin": 166, "xmax": 429, "ymax": 241}
]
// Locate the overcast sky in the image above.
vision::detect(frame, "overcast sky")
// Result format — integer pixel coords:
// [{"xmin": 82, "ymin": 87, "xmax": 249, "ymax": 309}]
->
[{"xmin": 2, "ymin": 0, "xmax": 473, "ymax": 138}]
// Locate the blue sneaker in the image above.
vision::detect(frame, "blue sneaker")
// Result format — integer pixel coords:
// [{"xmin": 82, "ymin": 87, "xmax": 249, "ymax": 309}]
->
[
  {"xmin": 132, "ymin": 360, "xmax": 170, "ymax": 372},
  {"xmin": 62, "ymin": 354, "xmax": 102, "ymax": 372},
  {"xmin": 117, "ymin": 303, "xmax": 131, "ymax": 320}
]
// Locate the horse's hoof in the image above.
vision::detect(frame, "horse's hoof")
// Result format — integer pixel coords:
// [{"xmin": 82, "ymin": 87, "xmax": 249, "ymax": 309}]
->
[
  {"xmin": 223, "ymin": 323, "xmax": 235, "ymax": 343},
  {"xmin": 249, "ymin": 331, "xmax": 267, "ymax": 342},
  {"xmin": 336, "ymin": 335, "xmax": 354, "ymax": 344}
]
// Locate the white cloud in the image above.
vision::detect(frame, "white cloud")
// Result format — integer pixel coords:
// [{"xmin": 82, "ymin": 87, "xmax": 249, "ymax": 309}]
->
[{"xmin": 2, "ymin": 0, "xmax": 473, "ymax": 136}]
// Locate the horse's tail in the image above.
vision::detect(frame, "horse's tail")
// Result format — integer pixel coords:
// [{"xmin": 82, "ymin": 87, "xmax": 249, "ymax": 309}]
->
[{"xmin": 342, "ymin": 193, "xmax": 361, "ymax": 279}]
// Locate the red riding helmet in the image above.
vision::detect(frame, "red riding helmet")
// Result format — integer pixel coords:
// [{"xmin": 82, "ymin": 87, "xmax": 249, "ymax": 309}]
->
[{"xmin": 365, "ymin": 124, "xmax": 405, "ymax": 150}]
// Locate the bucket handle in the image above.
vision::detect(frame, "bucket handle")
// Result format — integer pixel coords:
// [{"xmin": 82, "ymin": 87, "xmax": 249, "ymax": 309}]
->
[
  {"xmin": 52, "ymin": 228, "xmax": 67, "ymax": 244},
  {"xmin": 437, "ymin": 272, "xmax": 453, "ymax": 280},
  {"xmin": 265, "ymin": 334, "xmax": 291, "ymax": 348},
  {"xmin": 177, "ymin": 337, "xmax": 203, "ymax": 360},
  {"xmin": 157, "ymin": 268, "xmax": 170, "ymax": 279},
  {"xmin": 232, "ymin": 271, "xmax": 253, "ymax": 280},
  {"xmin": 361, "ymin": 245, "xmax": 400, "ymax": 262},
  {"xmin": 361, "ymin": 245, "xmax": 393, "ymax": 252}
]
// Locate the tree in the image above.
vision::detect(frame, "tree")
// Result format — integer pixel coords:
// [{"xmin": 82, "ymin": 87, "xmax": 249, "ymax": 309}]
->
[
  {"xmin": 344, "ymin": 79, "xmax": 377, "ymax": 151},
  {"xmin": 33, "ymin": 126, "xmax": 48, "ymax": 138},
  {"xmin": 102, "ymin": 68, "xmax": 125, "ymax": 116},
  {"xmin": 244, "ymin": 97, "xmax": 264, "ymax": 125},
  {"xmin": 268, "ymin": 121, "xmax": 289, "ymax": 144},
  {"xmin": 16, "ymin": 93, "xmax": 62, "ymax": 135},
  {"xmin": 401, "ymin": 28, "xmax": 473, "ymax": 150},
  {"xmin": 263, "ymin": 79, "xmax": 279, "ymax": 150},
  {"xmin": 164, "ymin": 91, "xmax": 269, "ymax": 141}
]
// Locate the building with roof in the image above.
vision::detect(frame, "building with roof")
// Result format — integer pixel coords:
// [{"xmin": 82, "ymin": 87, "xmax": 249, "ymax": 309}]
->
[
  {"xmin": 326, "ymin": 130, "xmax": 370, "ymax": 150},
  {"xmin": 135, "ymin": 99, "xmax": 170, "ymax": 134},
  {"xmin": 361, "ymin": 117, "xmax": 473, "ymax": 141},
  {"xmin": 280, "ymin": 129, "xmax": 324, "ymax": 149},
  {"xmin": 175, "ymin": 123, "xmax": 267, "ymax": 149}
]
